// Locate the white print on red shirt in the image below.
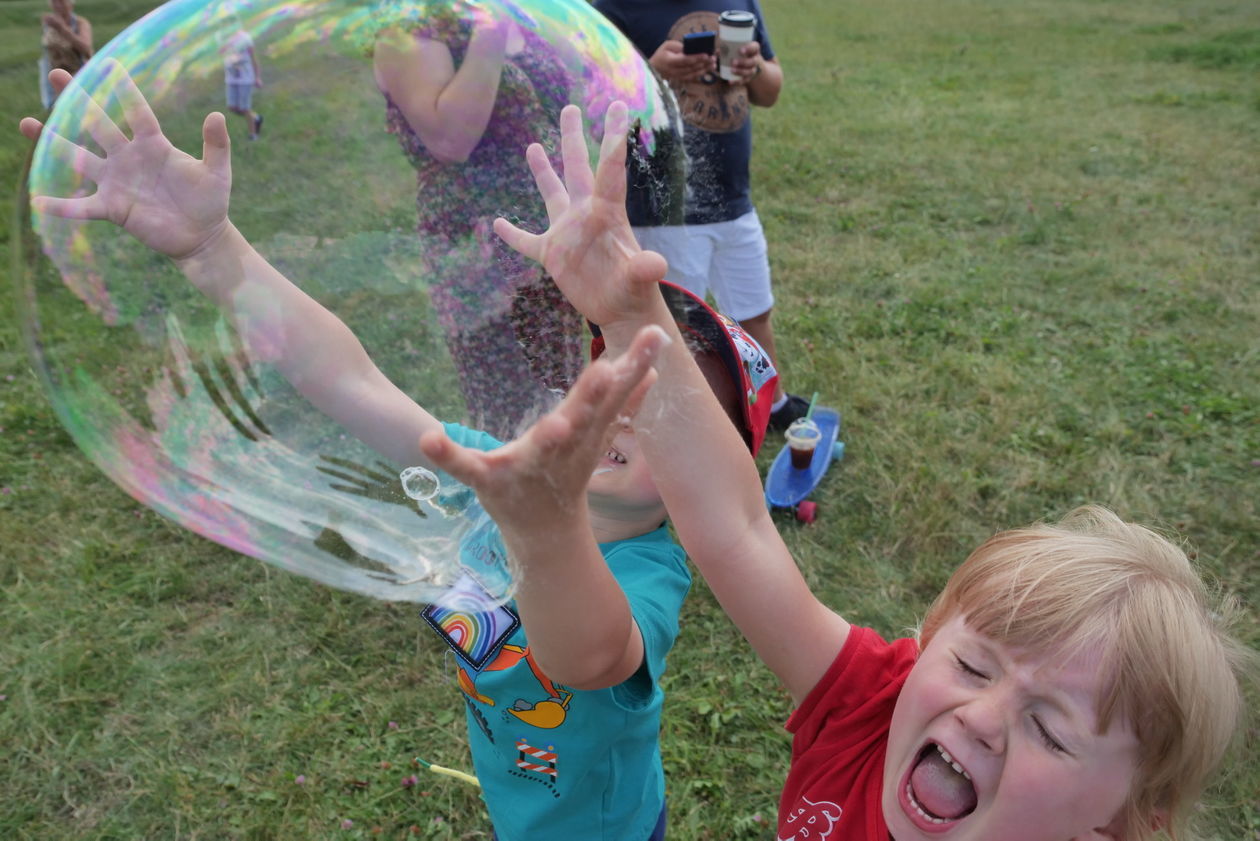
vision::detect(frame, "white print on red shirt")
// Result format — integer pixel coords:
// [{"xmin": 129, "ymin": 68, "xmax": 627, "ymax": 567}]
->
[{"xmin": 779, "ymin": 796, "xmax": 843, "ymax": 840}]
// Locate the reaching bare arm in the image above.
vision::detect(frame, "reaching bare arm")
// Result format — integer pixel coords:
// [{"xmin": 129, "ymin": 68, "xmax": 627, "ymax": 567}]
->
[
  {"xmin": 23, "ymin": 64, "xmax": 442, "ymax": 468},
  {"xmin": 495, "ymin": 103, "xmax": 849, "ymax": 702}
]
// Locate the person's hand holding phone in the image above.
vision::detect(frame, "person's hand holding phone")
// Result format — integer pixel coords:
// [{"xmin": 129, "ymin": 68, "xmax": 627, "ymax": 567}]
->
[
  {"xmin": 682, "ymin": 31, "xmax": 716, "ymax": 55},
  {"xmin": 648, "ymin": 35, "xmax": 715, "ymax": 84}
]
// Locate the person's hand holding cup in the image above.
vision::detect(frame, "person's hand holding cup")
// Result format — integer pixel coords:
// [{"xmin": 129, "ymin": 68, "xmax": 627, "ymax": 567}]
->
[{"xmin": 717, "ymin": 10, "xmax": 757, "ymax": 82}]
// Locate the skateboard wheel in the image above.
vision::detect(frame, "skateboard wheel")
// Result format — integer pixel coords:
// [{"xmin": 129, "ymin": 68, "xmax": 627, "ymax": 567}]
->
[
  {"xmin": 832, "ymin": 442, "xmax": 845, "ymax": 461},
  {"xmin": 796, "ymin": 501, "xmax": 818, "ymax": 523}
]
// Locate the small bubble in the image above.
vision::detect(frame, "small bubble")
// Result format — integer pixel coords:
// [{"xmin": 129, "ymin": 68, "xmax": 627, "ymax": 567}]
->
[{"xmin": 400, "ymin": 466, "xmax": 439, "ymax": 501}]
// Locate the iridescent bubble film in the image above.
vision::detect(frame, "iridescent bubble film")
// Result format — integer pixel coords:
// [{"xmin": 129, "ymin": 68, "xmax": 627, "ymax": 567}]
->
[{"xmin": 15, "ymin": 0, "xmax": 683, "ymax": 603}]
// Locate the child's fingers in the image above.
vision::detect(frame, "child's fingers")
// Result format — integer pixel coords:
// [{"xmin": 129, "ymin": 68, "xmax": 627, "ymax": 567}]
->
[
  {"xmin": 626, "ymin": 249, "xmax": 669, "ymax": 292},
  {"xmin": 73, "ymin": 76, "xmax": 129, "ymax": 155},
  {"xmin": 593, "ymin": 101, "xmax": 629, "ymax": 205},
  {"xmin": 19, "ymin": 117, "xmax": 45, "ymax": 143},
  {"xmin": 614, "ymin": 324, "xmax": 669, "ymax": 394},
  {"xmin": 620, "ymin": 363, "xmax": 659, "ymax": 420},
  {"xmin": 550, "ymin": 357, "xmax": 613, "ymax": 428},
  {"xmin": 418, "ymin": 430, "xmax": 489, "ymax": 490},
  {"xmin": 47, "ymin": 68, "xmax": 73, "ymax": 95},
  {"xmin": 558, "ymin": 104, "xmax": 594, "ymax": 200},
  {"xmin": 30, "ymin": 193, "xmax": 106, "ymax": 220},
  {"xmin": 527, "ymin": 411, "xmax": 581, "ymax": 455},
  {"xmin": 32, "ymin": 122, "xmax": 105, "ymax": 182},
  {"xmin": 560, "ymin": 325, "xmax": 666, "ymax": 434},
  {"xmin": 492, "ymin": 217, "xmax": 542, "ymax": 260},
  {"xmin": 200, "ymin": 112, "xmax": 231, "ymax": 176},
  {"xmin": 525, "ymin": 143, "xmax": 569, "ymax": 220},
  {"xmin": 107, "ymin": 60, "xmax": 163, "ymax": 139}
]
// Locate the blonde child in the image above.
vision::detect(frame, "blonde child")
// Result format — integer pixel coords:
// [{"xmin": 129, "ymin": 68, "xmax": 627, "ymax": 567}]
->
[
  {"xmin": 490, "ymin": 99, "xmax": 1255, "ymax": 840},
  {"xmin": 21, "ymin": 67, "xmax": 780, "ymax": 841}
]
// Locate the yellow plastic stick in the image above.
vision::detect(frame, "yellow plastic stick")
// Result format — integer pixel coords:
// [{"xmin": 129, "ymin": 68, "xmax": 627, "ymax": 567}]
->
[{"xmin": 415, "ymin": 757, "xmax": 481, "ymax": 788}]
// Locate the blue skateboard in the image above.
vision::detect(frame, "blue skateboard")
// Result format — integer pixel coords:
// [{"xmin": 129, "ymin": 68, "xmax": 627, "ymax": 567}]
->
[{"xmin": 764, "ymin": 407, "xmax": 844, "ymax": 522}]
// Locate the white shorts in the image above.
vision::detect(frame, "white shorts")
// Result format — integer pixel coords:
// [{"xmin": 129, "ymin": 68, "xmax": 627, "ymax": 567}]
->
[{"xmin": 631, "ymin": 210, "xmax": 773, "ymax": 322}]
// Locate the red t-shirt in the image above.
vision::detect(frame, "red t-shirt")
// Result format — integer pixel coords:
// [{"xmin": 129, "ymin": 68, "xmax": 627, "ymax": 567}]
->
[{"xmin": 779, "ymin": 626, "xmax": 919, "ymax": 840}]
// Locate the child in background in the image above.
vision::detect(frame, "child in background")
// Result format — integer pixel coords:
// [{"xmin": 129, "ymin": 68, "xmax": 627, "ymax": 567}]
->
[
  {"xmin": 20, "ymin": 67, "xmax": 778, "ymax": 841},
  {"xmin": 220, "ymin": 16, "xmax": 263, "ymax": 139},
  {"xmin": 489, "ymin": 99, "xmax": 1256, "ymax": 840}
]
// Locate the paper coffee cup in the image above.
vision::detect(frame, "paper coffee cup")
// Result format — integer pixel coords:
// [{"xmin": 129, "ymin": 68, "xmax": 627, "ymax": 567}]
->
[{"xmin": 717, "ymin": 10, "xmax": 756, "ymax": 82}]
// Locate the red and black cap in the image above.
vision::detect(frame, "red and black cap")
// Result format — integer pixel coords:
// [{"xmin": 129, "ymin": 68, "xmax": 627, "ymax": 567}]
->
[{"xmin": 589, "ymin": 282, "xmax": 778, "ymax": 455}]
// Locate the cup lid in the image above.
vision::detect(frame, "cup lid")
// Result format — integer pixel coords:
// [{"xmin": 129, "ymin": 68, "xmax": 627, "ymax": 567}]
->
[
  {"xmin": 718, "ymin": 10, "xmax": 756, "ymax": 26},
  {"xmin": 786, "ymin": 417, "xmax": 821, "ymax": 436}
]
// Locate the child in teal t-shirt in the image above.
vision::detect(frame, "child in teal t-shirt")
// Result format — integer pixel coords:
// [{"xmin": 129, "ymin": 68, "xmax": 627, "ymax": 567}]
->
[{"xmin": 429, "ymin": 422, "xmax": 689, "ymax": 840}]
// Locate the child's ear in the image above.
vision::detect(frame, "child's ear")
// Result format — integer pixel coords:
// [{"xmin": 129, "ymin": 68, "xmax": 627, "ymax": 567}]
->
[{"xmin": 1087, "ymin": 813, "xmax": 1126, "ymax": 841}]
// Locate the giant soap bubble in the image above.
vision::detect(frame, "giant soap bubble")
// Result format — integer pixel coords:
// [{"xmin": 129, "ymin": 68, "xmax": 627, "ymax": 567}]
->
[{"xmin": 14, "ymin": 0, "xmax": 684, "ymax": 603}]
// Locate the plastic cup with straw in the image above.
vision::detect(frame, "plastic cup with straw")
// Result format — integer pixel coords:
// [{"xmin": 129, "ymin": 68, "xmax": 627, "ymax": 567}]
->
[{"xmin": 785, "ymin": 392, "xmax": 822, "ymax": 470}]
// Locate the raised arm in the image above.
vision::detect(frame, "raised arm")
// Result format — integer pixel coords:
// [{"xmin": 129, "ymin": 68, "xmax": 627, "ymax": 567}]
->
[
  {"xmin": 372, "ymin": 16, "xmax": 519, "ymax": 165},
  {"xmin": 495, "ymin": 103, "xmax": 849, "ymax": 702},
  {"xmin": 43, "ymin": 11, "xmax": 94, "ymax": 61},
  {"xmin": 420, "ymin": 325, "xmax": 668, "ymax": 689},
  {"xmin": 23, "ymin": 65, "xmax": 442, "ymax": 468}
]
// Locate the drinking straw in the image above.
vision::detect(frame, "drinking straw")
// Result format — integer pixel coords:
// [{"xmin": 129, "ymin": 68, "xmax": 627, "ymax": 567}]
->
[{"xmin": 804, "ymin": 391, "xmax": 819, "ymax": 420}]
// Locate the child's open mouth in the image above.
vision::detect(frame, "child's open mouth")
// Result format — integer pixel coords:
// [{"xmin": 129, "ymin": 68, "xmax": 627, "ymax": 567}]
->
[
  {"xmin": 903, "ymin": 742, "xmax": 977, "ymax": 828},
  {"xmin": 606, "ymin": 447, "xmax": 627, "ymax": 465}
]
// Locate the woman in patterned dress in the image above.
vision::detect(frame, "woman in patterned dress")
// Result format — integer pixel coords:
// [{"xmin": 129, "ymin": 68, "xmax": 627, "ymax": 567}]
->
[{"xmin": 372, "ymin": 5, "xmax": 584, "ymax": 440}]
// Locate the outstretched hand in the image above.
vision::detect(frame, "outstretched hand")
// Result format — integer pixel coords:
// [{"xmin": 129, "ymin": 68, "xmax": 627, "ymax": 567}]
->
[
  {"xmin": 20, "ymin": 62, "xmax": 233, "ymax": 261},
  {"xmin": 418, "ymin": 324, "xmax": 669, "ymax": 532},
  {"xmin": 492, "ymin": 102, "xmax": 667, "ymax": 329}
]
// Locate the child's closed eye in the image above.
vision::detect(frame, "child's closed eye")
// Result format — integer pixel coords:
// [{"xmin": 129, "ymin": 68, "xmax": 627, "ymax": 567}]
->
[
  {"xmin": 954, "ymin": 655, "xmax": 989, "ymax": 680},
  {"xmin": 1032, "ymin": 716, "xmax": 1068, "ymax": 754}
]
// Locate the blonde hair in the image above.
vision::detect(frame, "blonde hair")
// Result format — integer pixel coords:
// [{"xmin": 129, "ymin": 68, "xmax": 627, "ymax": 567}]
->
[{"xmin": 919, "ymin": 505, "xmax": 1254, "ymax": 840}]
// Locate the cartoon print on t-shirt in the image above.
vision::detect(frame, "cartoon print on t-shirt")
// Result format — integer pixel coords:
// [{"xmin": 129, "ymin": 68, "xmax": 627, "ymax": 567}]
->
[
  {"xmin": 779, "ymin": 796, "xmax": 843, "ymax": 840},
  {"xmin": 455, "ymin": 643, "xmax": 574, "ymax": 729}
]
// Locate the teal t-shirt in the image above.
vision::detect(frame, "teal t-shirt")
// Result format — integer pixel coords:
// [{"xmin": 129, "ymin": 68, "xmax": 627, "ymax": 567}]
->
[{"xmin": 428, "ymin": 423, "xmax": 691, "ymax": 841}]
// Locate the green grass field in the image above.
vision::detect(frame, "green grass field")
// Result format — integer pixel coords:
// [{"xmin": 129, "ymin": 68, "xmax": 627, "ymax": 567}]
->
[{"xmin": 2, "ymin": 0, "xmax": 1258, "ymax": 838}]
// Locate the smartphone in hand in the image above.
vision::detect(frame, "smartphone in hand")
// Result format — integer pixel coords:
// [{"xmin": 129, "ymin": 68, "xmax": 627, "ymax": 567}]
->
[{"xmin": 682, "ymin": 31, "xmax": 716, "ymax": 55}]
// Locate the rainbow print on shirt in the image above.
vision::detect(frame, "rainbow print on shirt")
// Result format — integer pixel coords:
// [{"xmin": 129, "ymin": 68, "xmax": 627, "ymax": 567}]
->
[{"xmin": 422, "ymin": 572, "xmax": 520, "ymax": 669}]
